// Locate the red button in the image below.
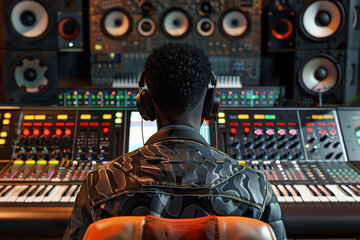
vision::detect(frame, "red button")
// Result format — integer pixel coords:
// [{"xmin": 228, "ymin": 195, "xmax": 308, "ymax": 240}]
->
[
  {"xmin": 90, "ymin": 122, "xmax": 99, "ymax": 127},
  {"xmin": 265, "ymin": 122, "xmax": 274, "ymax": 126},
  {"xmin": 23, "ymin": 123, "xmax": 32, "ymax": 127},
  {"xmin": 44, "ymin": 122, "xmax": 53, "ymax": 127},
  {"xmin": 79, "ymin": 122, "xmax": 88, "ymax": 127},
  {"xmin": 306, "ymin": 128, "xmax": 313, "ymax": 132},
  {"xmin": 43, "ymin": 129, "xmax": 50, "ymax": 136},
  {"xmin": 23, "ymin": 129, "xmax": 30, "ymax": 137},
  {"xmin": 327, "ymin": 122, "xmax": 336, "ymax": 127},
  {"xmin": 277, "ymin": 122, "xmax": 285, "ymax": 126},
  {"xmin": 102, "ymin": 122, "xmax": 110, "ymax": 127},
  {"xmin": 56, "ymin": 123, "xmax": 65, "ymax": 127},
  {"xmin": 278, "ymin": 129, "xmax": 286, "ymax": 136},
  {"xmin": 33, "ymin": 123, "xmax": 42, "ymax": 127},
  {"xmin": 65, "ymin": 129, "xmax": 72, "ymax": 136},
  {"xmin": 319, "ymin": 129, "xmax": 326, "ymax": 135},
  {"xmin": 289, "ymin": 129, "xmax": 297, "ymax": 136},
  {"xmin": 266, "ymin": 129, "xmax": 274, "ymax": 136},
  {"xmin": 56, "ymin": 129, "xmax": 62, "ymax": 136},
  {"xmin": 230, "ymin": 122, "xmax": 238, "ymax": 127},
  {"xmin": 255, "ymin": 129, "xmax": 263, "ymax": 136},
  {"xmin": 66, "ymin": 122, "xmax": 75, "ymax": 127},
  {"xmin": 288, "ymin": 123, "xmax": 296, "ymax": 126},
  {"xmin": 330, "ymin": 129, "xmax": 337, "ymax": 135},
  {"xmin": 317, "ymin": 122, "xmax": 325, "ymax": 127},
  {"xmin": 244, "ymin": 127, "xmax": 250, "ymax": 134},
  {"xmin": 33, "ymin": 129, "xmax": 40, "ymax": 137},
  {"xmin": 254, "ymin": 122, "xmax": 262, "ymax": 126},
  {"xmin": 306, "ymin": 122, "xmax": 314, "ymax": 126},
  {"xmin": 103, "ymin": 128, "xmax": 109, "ymax": 135},
  {"xmin": 230, "ymin": 128, "xmax": 236, "ymax": 135},
  {"xmin": 242, "ymin": 122, "xmax": 250, "ymax": 126}
]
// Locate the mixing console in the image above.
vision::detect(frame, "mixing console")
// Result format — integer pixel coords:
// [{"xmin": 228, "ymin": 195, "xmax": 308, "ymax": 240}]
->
[
  {"xmin": 58, "ymin": 86, "xmax": 284, "ymax": 107},
  {"xmin": 0, "ymin": 106, "xmax": 360, "ymax": 238},
  {"xmin": 89, "ymin": 0, "xmax": 262, "ymax": 86}
]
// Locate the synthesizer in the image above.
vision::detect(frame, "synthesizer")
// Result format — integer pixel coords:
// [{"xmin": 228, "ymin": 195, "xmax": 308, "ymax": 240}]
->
[{"xmin": 0, "ymin": 106, "xmax": 360, "ymax": 238}]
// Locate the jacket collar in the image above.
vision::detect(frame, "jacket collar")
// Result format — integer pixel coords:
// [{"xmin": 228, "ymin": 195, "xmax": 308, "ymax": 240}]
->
[{"xmin": 145, "ymin": 125, "xmax": 209, "ymax": 146}]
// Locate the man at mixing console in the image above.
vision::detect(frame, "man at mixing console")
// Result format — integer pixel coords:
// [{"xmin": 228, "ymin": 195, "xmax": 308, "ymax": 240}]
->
[{"xmin": 63, "ymin": 43, "xmax": 287, "ymax": 239}]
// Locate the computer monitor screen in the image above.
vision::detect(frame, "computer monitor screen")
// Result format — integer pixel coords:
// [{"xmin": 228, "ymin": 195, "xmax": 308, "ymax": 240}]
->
[{"xmin": 128, "ymin": 111, "xmax": 210, "ymax": 152}]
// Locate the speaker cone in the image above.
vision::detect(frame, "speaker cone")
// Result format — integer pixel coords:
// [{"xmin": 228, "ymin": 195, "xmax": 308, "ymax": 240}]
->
[
  {"xmin": 137, "ymin": 17, "xmax": 156, "ymax": 37},
  {"xmin": 102, "ymin": 8, "xmax": 131, "ymax": 39},
  {"xmin": 59, "ymin": 18, "xmax": 80, "ymax": 39},
  {"xmin": 301, "ymin": 0, "xmax": 343, "ymax": 40},
  {"xmin": 162, "ymin": 8, "xmax": 190, "ymax": 38},
  {"xmin": 10, "ymin": 0, "xmax": 50, "ymax": 39},
  {"xmin": 196, "ymin": 18, "xmax": 215, "ymax": 37},
  {"xmin": 14, "ymin": 56, "xmax": 49, "ymax": 94},
  {"xmin": 272, "ymin": 18, "xmax": 293, "ymax": 40},
  {"xmin": 220, "ymin": 10, "xmax": 248, "ymax": 38},
  {"xmin": 299, "ymin": 55, "xmax": 340, "ymax": 94}
]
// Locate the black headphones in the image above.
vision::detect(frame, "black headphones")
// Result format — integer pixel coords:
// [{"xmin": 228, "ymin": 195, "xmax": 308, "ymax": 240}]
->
[{"xmin": 136, "ymin": 69, "xmax": 221, "ymax": 121}]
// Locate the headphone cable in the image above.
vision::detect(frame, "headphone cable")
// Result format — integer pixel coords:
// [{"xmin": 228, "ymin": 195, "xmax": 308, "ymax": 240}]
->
[{"xmin": 141, "ymin": 117, "xmax": 145, "ymax": 146}]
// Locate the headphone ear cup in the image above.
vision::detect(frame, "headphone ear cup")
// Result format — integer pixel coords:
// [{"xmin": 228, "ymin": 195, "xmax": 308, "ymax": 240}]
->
[
  {"xmin": 202, "ymin": 89, "xmax": 220, "ymax": 120},
  {"xmin": 136, "ymin": 89, "xmax": 157, "ymax": 121}
]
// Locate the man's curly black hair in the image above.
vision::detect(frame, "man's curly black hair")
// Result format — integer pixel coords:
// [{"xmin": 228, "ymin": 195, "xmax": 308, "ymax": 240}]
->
[{"xmin": 143, "ymin": 42, "xmax": 211, "ymax": 112}]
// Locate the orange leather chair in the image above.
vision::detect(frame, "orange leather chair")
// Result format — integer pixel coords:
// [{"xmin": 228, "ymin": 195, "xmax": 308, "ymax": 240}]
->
[{"xmin": 83, "ymin": 215, "xmax": 277, "ymax": 240}]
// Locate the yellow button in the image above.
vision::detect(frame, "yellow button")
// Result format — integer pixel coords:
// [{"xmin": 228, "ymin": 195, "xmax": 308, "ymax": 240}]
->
[
  {"xmin": 218, "ymin": 112, "xmax": 225, "ymax": 118},
  {"xmin": 0, "ymin": 139, "xmax": 5, "ymax": 145},
  {"xmin": 24, "ymin": 115, "xmax": 34, "ymax": 120},
  {"xmin": 116, "ymin": 112, "xmax": 122, "ymax": 118},
  {"xmin": 254, "ymin": 114, "xmax": 264, "ymax": 119},
  {"xmin": 324, "ymin": 114, "xmax": 334, "ymax": 119},
  {"xmin": 2, "ymin": 119, "xmax": 10, "ymax": 125},
  {"xmin": 237, "ymin": 161, "xmax": 246, "ymax": 165},
  {"xmin": 80, "ymin": 114, "xmax": 91, "ymax": 120},
  {"xmin": 0, "ymin": 132, "xmax": 7, "ymax": 138},
  {"xmin": 14, "ymin": 160, "xmax": 24, "ymax": 165},
  {"xmin": 25, "ymin": 160, "xmax": 36, "ymax": 165},
  {"xmin": 218, "ymin": 118, "xmax": 226, "ymax": 124},
  {"xmin": 103, "ymin": 114, "xmax": 112, "ymax": 120},
  {"xmin": 115, "ymin": 118, "xmax": 122, "ymax": 124},
  {"xmin": 37, "ymin": 160, "xmax": 47, "ymax": 165},
  {"xmin": 49, "ymin": 160, "xmax": 59, "ymax": 165},
  {"xmin": 35, "ymin": 115, "xmax": 46, "ymax": 120},
  {"xmin": 57, "ymin": 114, "xmax": 68, "ymax": 120},
  {"xmin": 238, "ymin": 114, "xmax": 249, "ymax": 119},
  {"xmin": 4, "ymin": 113, "xmax": 11, "ymax": 119},
  {"xmin": 312, "ymin": 115, "xmax": 323, "ymax": 120}
]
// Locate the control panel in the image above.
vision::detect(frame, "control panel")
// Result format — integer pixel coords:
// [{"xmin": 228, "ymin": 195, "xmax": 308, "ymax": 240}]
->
[{"xmin": 0, "ymin": 107, "xmax": 20, "ymax": 160}]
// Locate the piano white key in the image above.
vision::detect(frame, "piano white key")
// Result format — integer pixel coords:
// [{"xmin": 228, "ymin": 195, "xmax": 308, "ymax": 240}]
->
[
  {"xmin": 7, "ymin": 186, "xmax": 29, "ymax": 202},
  {"xmin": 309, "ymin": 185, "xmax": 329, "ymax": 203},
  {"xmin": 25, "ymin": 185, "xmax": 45, "ymax": 203},
  {"xmin": 43, "ymin": 185, "xmax": 64, "ymax": 202},
  {"xmin": 326, "ymin": 185, "xmax": 355, "ymax": 202},
  {"xmin": 271, "ymin": 185, "xmax": 285, "ymax": 203},
  {"xmin": 69, "ymin": 186, "xmax": 81, "ymax": 203},
  {"xmin": 2, "ymin": 186, "xmax": 26, "ymax": 202},
  {"xmin": 277, "ymin": 185, "xmax": 294, "ymax": 202},
  {"xmin": 34, "ymin": 185, "xmax": 53, "ymax": 202},
  {"xmin": 285, "ymin": 185, "xmax": 303, "ymax": 203},
  {"xmin": 0, "ymin": 185, "xmax": 12, "ymax": 198},
  {"xmin": 60, "ymin": 185, "xmax": 77, "ymax": 202},
  {"xmin": 317, "ymin": 185, "xmax": 338, "ymax": 202},
  {"xmin": 293, "ymin": 185, "xmax": 317, "ymax": 202},
  {"xmin": 51, "ymin": 186, "xmax": 70, "ymax": 202},
  {"xmin": 16, "ymin": 185, "xmax": 37, "ymax": 202},
  {"xmin": 340, "ymin": 185, "xmax": 360, "ymax": 202}
]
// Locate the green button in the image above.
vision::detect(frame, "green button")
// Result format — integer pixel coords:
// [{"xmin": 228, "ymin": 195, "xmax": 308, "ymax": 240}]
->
[
  {"xmin": 255, "ymin": 95, "xmax": 259, "ymax": 99},
  {"xmin": 275, "ymin": 95, "xmax": 279, "ymax": 99},
  {"xmin": 110, "ymin": 95, "xmax": 115, "ymax": 99},
  {"xmin": 357, "ymin": 138, "xmax": 360, "ymax": 145},
  {"xmin": 105, "ymin": 95, "xmax": 109, "ymax": 99},
  {"xmin": 105, "ymin": 101, "xmax": 109, "ymax": 105},
  {"xmin": 126, "ymin": 95, "xmax": 130, "ymax": 99},
  {"xmin": 91, "ymin": 95, "xmax": 96, "ymax": 99},
  {"xmin": 234, "ymin": 95, "xmax": 239, "ymax": 99},
  {"xmin": 227, "ymin": 95, "xmax": 232, "ymax": 99},
  {"xmin": 222, "ymin": 95, "xmax": 226, "ymax": 99},
  {"xmin": 222, "ymin": 101, "xmax": 226, "ymax": 105},
  {"xmin": 234, "ymin": 101, "xmax": 239, "ymax": 105},
  {"xmin": 92, "ymin": 101, "xmax": 96, "ymax": 105},
  {"xmin": 263, "ymin": 101, "xmax": 267, "ymax": 105},
  {"xmin": 262, "ymin": 95, "xmax": 266, "ymax": 99},
  {"xmin": 58, "ymin": 95, "xmax": 63, "ymax": 100},
  {"xmin": 78, "ymin": 95, "xmax": 82, "ymax": 100},
  {"xmin": 84, "ymin": 95, "xmax": 89, "ymax": 99},
  {"xmin": 72, "ymin": 95, "xmax": 76, "ymax": 99},
  {"xmin": 66, "ymin": 95, "xmax": 71, "ymax": 99},
  {"xmin": 247, "ymin": 95, "xmax": 251, "ymax": 99},
  {"xmin": 120, "ymin": 95, "xmax": 124, "ymax": 99},
  {"xmin": 67, "ymin": 101, "xmax": 72, "ymax": 105},
  {"xmin": 97, "ymin": 95, "xmax": 101, "ymax": 99},
  {"xmin": 240, "ymin": 95, "xmax": 245, "ymax": 99},
  {"xmin": 268, "ymin": 95, "xmax": 273, "ymax": 99},
  {"xmin": 133, "ymin": 95, "xmax": 136, "ymax": 100},
  {"xmin": 133, "ymin": 101, "xmax": 136, "ymax": 105}
]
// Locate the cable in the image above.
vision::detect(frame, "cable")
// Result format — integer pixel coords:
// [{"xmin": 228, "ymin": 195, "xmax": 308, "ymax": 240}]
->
[{"xmin": 141, "ymin": 117, "xmax": 145, "ymax": 146}]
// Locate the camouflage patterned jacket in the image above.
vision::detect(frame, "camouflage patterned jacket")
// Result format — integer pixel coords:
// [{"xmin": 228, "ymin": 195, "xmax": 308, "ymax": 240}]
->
[{"xmin": 63, "ymin": 125, "xmax": 287, "ymax": 240}]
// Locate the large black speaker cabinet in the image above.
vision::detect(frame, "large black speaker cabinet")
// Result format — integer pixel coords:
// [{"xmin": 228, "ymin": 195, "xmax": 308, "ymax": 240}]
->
[
  {"xmin": 0, "ymin": 50, "xmax": 58, "ymax": 105},
  {"xmin": 295, "ymin": 0, "xmax": 360, "ymax": 50},
  {"xmin": 56, "ymin": 0, "xmax": 84, "ymax": 51},
  {"xmin": 0, "ymin": 0, "xmax": 57, "ymax": 50},
  {"xmin": 293, "ymin": 49, "xmax": 359, "ymax": 104}
]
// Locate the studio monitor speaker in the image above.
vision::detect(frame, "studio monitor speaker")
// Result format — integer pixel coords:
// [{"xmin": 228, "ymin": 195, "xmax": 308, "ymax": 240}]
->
[
  {"xmin": 0, "ymin": 0, "xmax": 57, "ymax": 50},
  {"xmin": 0, "ymin": 50, "xmax": 58, "ymax": 105},
  {"xmin": 295, "ymin": 0, "xmax": 360, "ymax": 50},
  {"xmin": 57, "ymin": 0, "xmax": 84, "ymax": 51},
  {"xmin": 293, "ymin": 49, "xmax": 359, "ymax": 104}
]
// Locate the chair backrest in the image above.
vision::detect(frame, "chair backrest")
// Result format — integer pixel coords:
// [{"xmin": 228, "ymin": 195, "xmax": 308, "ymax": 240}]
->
[{"xmin": 83, "ymin": 215, "xmax": 277, "ymax": 240}]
